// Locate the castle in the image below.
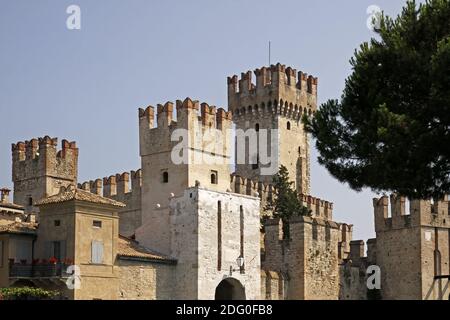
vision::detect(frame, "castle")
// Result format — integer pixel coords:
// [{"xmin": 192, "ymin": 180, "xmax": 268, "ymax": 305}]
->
[{"xmin": 0, "ymin": 63, "xmax": 448, "ymax": 300}]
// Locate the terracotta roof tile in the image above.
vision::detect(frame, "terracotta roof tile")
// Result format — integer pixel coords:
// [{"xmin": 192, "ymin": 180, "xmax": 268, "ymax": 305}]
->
[
  {"xmin": 35, "ymin": 186, "xmax": 125, "ymax": 208},
  {"xmin": 0, "ymin": 221, "xmax": 37, "ymax": 235},
  {"xmin": 117, "ymin": 236, "xmax": 176, "ymax": 264}
]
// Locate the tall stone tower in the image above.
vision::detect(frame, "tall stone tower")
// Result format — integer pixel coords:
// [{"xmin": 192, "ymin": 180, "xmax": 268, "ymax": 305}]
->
[
  {"xmin": 136, "ymin": 98, "xmax": 233, "ymax": 254},
  {"xmin": 373, "ymin": 194, "xmax": 450, "ymax": 300},
  {"xmin": 11, "ymin": 136, "xmax": 78, "ymax": 216},
  {"xmin": 227, "ymin": 63, "xmax": 318, "ymax": 194}
]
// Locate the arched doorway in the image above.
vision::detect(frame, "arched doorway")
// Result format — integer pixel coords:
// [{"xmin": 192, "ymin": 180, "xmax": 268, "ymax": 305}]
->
[{"xmin": 215, "ymin": 278, "xmax": 246, "ymax": 300}]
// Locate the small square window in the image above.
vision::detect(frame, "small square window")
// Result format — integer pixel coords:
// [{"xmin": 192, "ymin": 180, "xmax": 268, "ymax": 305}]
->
[
  {"xmin": 93, "ymin": 220, "xmax": 102, "ymax": 228},
  {"xmin": 54, "ymin": 220, "xmax": 61, "ymax": 227}
]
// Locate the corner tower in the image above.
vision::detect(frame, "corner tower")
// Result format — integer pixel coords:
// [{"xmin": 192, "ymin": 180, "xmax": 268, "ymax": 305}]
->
[
  {"xmin": 11, "ymin": 136, "xmax": 78, "ymax": 216},
  {"xmin": 228, "ymin": 63, "xmax": 317, "ymax": 194}
]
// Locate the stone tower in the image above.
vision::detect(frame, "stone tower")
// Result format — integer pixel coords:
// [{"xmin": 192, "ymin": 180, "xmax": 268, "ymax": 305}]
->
[
  {"xmin": 136, "ymin": 98, "xmax": 233, "ymax": 254},
  {"xmin": 11, "ymin": 136, "xmax": 78, "ymax": 216},
  {"xmin": 227, "ymin": 63, "xmax": 318, "ymax": 194},
  {"xmin": 373, "ymin": 194, "xmax": 450, "ymax": 300}
]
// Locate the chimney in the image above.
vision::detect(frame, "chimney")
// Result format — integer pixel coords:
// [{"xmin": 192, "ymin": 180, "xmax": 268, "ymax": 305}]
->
[{"xmin": 0, "ymin": 188, "xmax": 11, "ymax": 203}]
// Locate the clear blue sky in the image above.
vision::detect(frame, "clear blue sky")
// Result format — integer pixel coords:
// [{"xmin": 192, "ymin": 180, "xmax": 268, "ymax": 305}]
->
[{"xmin": 0, "ymin": 0, "xmax": 414, "ymax": 241}]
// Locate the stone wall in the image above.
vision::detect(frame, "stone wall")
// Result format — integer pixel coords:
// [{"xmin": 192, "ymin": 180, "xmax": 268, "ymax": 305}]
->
[
  {"xmin": 137, "ymin": 98, "xmax": 233, "ymax": 255},
  {"xmin": 227, "ymin": 63, "xmax": 317, "ymax": 194},
  {"xmin": 263, "ymin": 216, "xmax": 341, "ymax": 300},
  {"xmin": 373, "ymin": 194, "xmax": 450, "ymax": 300},
  {"xmin": 260, "ymin": 270, "xmax": 287, "ymax": 300},
  {"xmin": 118, "ymin": 258, "xmax": 176, "ymax": 300},
  {"xmin": 169, "ymin": 187, "xmax": 261, "ymax": 300},
  {"xmin": 12, "ymin": 137, "xmax": 78, "ymax": 216}
]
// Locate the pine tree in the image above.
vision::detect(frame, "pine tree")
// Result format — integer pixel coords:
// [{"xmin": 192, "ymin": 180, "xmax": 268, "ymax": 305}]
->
[{"xmin": 304, "ymin": 0, "xmax": 450, "ymax": 199}]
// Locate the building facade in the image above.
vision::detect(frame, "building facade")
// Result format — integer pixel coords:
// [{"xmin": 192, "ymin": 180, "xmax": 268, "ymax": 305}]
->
[{"xmin": 0, "ymin": 63, "xmax": 448, "ymax": 300}]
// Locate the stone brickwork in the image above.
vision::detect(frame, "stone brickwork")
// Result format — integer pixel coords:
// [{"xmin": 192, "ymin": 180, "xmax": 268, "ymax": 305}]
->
[
  {"xmin": 12, "ymin": 137, "xmax": 78, "ymax": 216},
  {"xmin": 227, "ymin": 63, "xmax": 317, "ymax": 194},
  {"xmin": 137, "ymin": 98, "xmax": 233, "ymax": 254},
  {"xmin": 373, "ymin": 194, "xmax": 450, "ymax": 300},
  {"xmin": 169, "ymin": 187, "xmax": 261, "ymax": 300},
  {"xmin": 260, "ymin": 270, "xmax": 287, "ymax": 300},
  {"xmin": 263, "ymin": 216, "xmax": 342, "ymax": 300},
  {"xmin": 118, "ymin": 258, "xmax": 175, "ymax": 300}
]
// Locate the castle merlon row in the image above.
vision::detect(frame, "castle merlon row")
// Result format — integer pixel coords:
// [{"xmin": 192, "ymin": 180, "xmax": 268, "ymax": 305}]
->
[
  {"xmin": 299, "ymin": 193, "xmax": 333, "ymax": 220},
  {"xmin": 264, "ymin": 216, "xmax": 353, "ymax": 247},
  {"xmin": 230, "ymin": 174, "xmax": 334, "ymax": 220},
  {"xmin": 227, "ymin": 63, "xmax": 318, "ymax": 96},
  {"xmin": 138, "ymin": 97, "xmax": 232, "ymax": 130},
  {"xmin": 77, "ymin": 169, "xmax": 142, "ymax": 198},
  {"xmin": 373, "ymin": 194, "xmax": 450, "ymax": 231},
  {"xmin": 340, "ymin": 238, "xmax": 377, "ymax": 267},
  {"xmin": 11, "ymin": 136, "xmax": 78, "ymax": 161}
]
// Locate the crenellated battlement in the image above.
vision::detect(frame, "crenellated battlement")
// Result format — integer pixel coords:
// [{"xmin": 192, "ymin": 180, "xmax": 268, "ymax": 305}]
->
[
  {"xmin": 138, "ymin": 97, "xmax": 232, "ymax": 131},
  {"xmin": 264, "ymin": 215, "xmax": 341, "ymax": 245},
  {"xmin": 78, "ymin": 169, "xmax": 142, "ymax": 199},
  {"xmin": 374, "ymin": 194, "xmax": 450, "ymax": 232},
  {"xmin": 12, "ymin": 136, "xmax": 78, "ymax": 183},
  {"xmin": 227, "ymin": 63, "xmax": 318, "ymax": 120},
  {"xmin": 299, "ymin": 193, "xmax": 333, "ymax": 221},
  {"xmin": 139, "ymin": 97, "xmax": 232, "ymax": 158},
  {"xmin": 230, "ymin": 174, "xmax": 334, "ymax": 220},
  {"xmin": 230, "ymin": 174, "xmax": 274, "ymax": 203}
]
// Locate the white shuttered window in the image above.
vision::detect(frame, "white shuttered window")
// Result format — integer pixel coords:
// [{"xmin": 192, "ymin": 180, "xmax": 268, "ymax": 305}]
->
[{"xmin": 91, "ymin": 241, "xmax": 104, "ymax": 264}]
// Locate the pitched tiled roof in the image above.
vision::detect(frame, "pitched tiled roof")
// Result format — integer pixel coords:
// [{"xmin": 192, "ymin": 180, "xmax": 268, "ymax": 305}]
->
[
  {"xmin": 0, "ymin": 201, "xmax": 24, "ymax": 211},
  {"xmin": 0, "ymin": 221, "xmax": 37, "ymax": 235},
  {"xmin": 117, "ymin": 236, "xmax": 177, "ymax": 264},
  {"xmin": 35, "ymin": 186, "xmax": 125, "ymax": 208}
]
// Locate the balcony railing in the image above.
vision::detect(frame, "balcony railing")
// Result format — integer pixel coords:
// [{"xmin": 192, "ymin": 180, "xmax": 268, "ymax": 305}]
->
[{"xmin": 9, "ymin": 263, "xmax": 71, "ymax": 278}]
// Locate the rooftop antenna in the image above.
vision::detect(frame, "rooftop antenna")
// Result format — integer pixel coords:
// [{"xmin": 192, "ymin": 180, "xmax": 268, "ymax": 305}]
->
[{"xmin": 269, "ymin": 41, "xmax": 271, "ymax": 65}]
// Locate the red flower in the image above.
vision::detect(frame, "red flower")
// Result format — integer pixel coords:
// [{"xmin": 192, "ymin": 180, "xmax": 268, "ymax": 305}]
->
[{"xmin": 49, "ymin": 257, "xmax": 58, "ymax": 264}]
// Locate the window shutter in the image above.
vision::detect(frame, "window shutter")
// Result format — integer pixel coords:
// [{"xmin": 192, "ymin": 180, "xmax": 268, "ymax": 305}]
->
[
  {"xmin": 91, "ymin": 241, "xmax": 103, "ymax": 264},
  {"xmin": 97, "ymin": 242, "xmax": 103, "ymax": 264},
  {"xmin": 91, "ymin": 241, "xmax": 97, "ymax": 263}
]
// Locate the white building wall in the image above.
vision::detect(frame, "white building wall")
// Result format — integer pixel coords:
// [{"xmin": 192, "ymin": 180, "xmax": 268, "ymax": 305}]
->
[{"xmin": 169, "ymin": 187, "xmax": 261, "ymax": 300}]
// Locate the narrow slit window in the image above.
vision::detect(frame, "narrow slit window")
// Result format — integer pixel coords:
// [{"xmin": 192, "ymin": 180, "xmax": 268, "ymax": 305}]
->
[
  {"xmin": 240, "ymin": 205, "xmax": 244, "ymax": 270},
  {"xmin": 211, "ymin": 171, "xmax": 218, "ymax": 185},
  {"xmin": 162, "ymin": 171, "xmax": 169, "ymax": 183},
  {"xmin": 217, "ymin": 201, "xmax": 222, "ymax": 271}
]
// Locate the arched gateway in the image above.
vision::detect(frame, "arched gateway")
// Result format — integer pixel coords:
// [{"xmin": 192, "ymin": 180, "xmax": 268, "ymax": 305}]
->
[{"xmin": 214, "ymin": 278, "xmax": 246, "ymax": 300}]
